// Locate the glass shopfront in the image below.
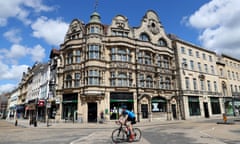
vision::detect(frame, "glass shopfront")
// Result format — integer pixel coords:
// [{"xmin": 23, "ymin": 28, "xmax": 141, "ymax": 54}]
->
[
  {"xmin": 210, "ymin": 97, "xmax": 221, "ymax": 114},
  {"xmin": 110, "ymin": 92, "xmax": 133, "ymax": 120},
  {"xmin": 188, "ymin": 96, "xmax": 201, "ymax": 116},
  {"xmin": 233, "ymin": 99, "xmax": 240, "ymax": 116},
  {"xmin": 224, "ymin": 98, "xmax": 233, "ymax": 115},
  {"xmin": 151, "ymin": 97, "xmax": 167, "ymax": 112},
  {"xmin": 62, "ymin": 93, "xmax": 78, "ymax": 120}
]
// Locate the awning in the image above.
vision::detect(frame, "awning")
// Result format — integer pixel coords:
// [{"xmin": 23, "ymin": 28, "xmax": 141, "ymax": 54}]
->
[
  {"xmin": 188, "ymin": 97, "xmax": 199, "ymax": 102},
  {"xmin": 110, "ymin": 99, "xmax": 133, "ymax": 102},
  {"xmin": 62, "ymin": 100, "xmax": 78, "ymax": 104},
  {"xmin": 38, "ymin": 100, "xmax": 45, "ymax": 107},
  {"xmin": 210, "ymin": 97, "xmax": 219, "ymax": 103},
  {"xmin": 25, "ymin": 104, "xmax": 36, "ymax": 110}
]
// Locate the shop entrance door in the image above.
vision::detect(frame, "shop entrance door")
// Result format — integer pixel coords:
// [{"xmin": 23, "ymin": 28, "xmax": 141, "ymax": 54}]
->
[
  {"xmin": 172, "ymin": 104, "xmax": 177, "ymax": 119},
  {"xmin": 203, "ymin": 102, "xmax": 209, "ymax": 118},
  {"xmin": 88, "ymin": 102, "xmax": 97, "ymax": 122},
  {"xmin": 141, "ymin": 104, "xmax": 148, "ymax": 119}
]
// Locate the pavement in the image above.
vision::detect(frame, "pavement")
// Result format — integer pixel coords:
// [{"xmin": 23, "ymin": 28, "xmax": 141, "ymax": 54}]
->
[{"xmin": 5, "ymin": 116, "xmax": 240, "ymax": 144}]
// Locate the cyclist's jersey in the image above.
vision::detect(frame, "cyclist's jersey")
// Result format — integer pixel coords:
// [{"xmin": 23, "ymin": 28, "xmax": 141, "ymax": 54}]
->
[{"xmin": 122, "ymin": 110, "xmax": 135, "ymax": 119}]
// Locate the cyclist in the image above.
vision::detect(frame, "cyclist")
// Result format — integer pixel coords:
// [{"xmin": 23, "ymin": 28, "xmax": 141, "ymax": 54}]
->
[{"xmin": 118, "ymin": 105, "xmax": 136, "ymax": 142}]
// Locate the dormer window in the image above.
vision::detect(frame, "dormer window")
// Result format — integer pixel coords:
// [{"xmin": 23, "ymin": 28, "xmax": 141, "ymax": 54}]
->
[
  {"xmin": 158, "ymin": 38, "xmax": 167, "ymax": 46},
  {"xmin": 139, "ymin": 33, "xmax": 150, "ymax": 41},
  {"xmin": 111, "ymin": 30, "xmax": 128, "ymax": 37}
]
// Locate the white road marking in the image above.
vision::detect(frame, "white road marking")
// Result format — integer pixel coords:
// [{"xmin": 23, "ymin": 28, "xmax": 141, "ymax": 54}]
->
[{"xmin": 70, "ymin": 132, "xmax": 96, "ymax": 144}]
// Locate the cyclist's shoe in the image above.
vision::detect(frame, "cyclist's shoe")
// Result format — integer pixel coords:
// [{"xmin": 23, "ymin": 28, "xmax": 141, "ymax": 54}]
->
[{"xmin": 129, "ymin": 134, "xmax": 135, "ymax": 142}]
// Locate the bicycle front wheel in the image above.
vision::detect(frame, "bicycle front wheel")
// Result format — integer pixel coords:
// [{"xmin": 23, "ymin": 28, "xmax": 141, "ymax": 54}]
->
[
  {"xmin": 112, "ymin": 128, "xmax": 127, "ymax": 143},
  {"xmin": 133, "ymin": 128, "xmax": 142, "ymax": 141}
]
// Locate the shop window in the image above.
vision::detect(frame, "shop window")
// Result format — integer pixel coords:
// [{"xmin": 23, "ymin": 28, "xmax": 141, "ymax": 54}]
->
[
  {"xmin": 188, "ymin": 96, "xmax": 201, "ymax": 116},
  {"xmin": 151, "ymin": 97, "xmax": 166, "ymax": 112},
  {"xmin": 210, "ymin": 97, "xmax": 221, "ymax": 114}
]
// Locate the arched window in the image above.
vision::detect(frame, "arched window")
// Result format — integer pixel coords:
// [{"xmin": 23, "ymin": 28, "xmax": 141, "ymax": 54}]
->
[
  {"xmin": 65, "ymin": 74, "xmax": 72, "ymax": 88},
  {"xmin": 111, "ymin": 47, "xmax": 131, "ymax": 62},
  {"xmin": 88, "ymin": 45, "xmax": 100, "ymax": 59},
  {"xmin": 163, "ymin": 56, "xmax": 170, "ymax": 69},
  {"xmin": 110, "ymin": 72, "xmax": 132, "ymax": 87},
  {"xmin": 118, "ymin": 73, "xmax": 127, "ymax": 86},
  {"xmin": 165, "ymin": 77, "xmax": 171, "ymax": 89},
  {"xmin": 158, "ymin": 38, "xmax": 167, "ymax": 46},
  {"xmin": 88, "ymin": 70, "xmax": 100, "ymax": 85},
  {"xmin": 66, "ymin": 52, "xmax": 73, "ymax": 64},
  {"xmin": 118, "ymin": 49, "xmax": 127, "ymax": 61},
  {"xmin": 146, "ymin": 76, "xmax": 153, "ymax": 88},
  {"xmin": 74, "ymin": 73, "xmax": 81, "ymax": 87},
  {"xmin": 144, "ymin": 52, "xmax": 152, "ymax": 65},
  {"xmin": 139, "ymin": 33, "xmax": 150, "ymax": 41},
  {"xmin": 75, "ymin": 50, "xmax": 81, "ymax": 63}
]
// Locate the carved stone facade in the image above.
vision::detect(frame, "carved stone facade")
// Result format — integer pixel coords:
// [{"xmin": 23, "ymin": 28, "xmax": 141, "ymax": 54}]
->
[{"xmin": 55, "ymin": 10, "xmax": 177, "ymax": 122}]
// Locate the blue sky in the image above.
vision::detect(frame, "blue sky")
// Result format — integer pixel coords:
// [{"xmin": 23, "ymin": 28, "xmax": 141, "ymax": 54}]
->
[{"xmin": 1, "ymin": 0, "xmax": 240, "ymax": 94}]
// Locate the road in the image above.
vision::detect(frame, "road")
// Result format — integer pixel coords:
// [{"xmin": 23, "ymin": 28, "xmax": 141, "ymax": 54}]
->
[
  {"xmin": 0, "ymin": 118, "xmax": 240, "ymax": 144},
  {"xmin": 142, "ymin": 120, "xmax": 240, "ymax": 144}
]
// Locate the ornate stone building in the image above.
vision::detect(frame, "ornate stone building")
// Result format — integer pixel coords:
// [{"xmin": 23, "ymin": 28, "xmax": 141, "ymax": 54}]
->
[
  {"xmin": 54, "ymin": 10, "xmax": 177, "ymax": 122},
  {"xmin": 6, "ymin": 10, "xmax": 240, "ymax": 123}
]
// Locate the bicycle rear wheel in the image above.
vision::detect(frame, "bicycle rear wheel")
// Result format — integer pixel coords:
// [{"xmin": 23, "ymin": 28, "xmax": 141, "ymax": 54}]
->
[
  {"xmin": 133, "ymin": 128, "xmax": 142, "ymax": 141},
  {"xmin": 112, "ymin": 128, "xmax": 127, "ymax": 143}
]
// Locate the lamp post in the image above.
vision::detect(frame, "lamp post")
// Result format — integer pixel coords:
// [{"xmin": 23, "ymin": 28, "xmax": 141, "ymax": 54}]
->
[
  {"xmin": 135, "ymin": 48, "xmax": 140, "ymax": 122},
  {"xmin": 47, "ymin": 80, "xmax": 55, "ymax": 127},
  {"xmin": 45, "ymin": 99, "xmax": 49, "ymax": 127}
]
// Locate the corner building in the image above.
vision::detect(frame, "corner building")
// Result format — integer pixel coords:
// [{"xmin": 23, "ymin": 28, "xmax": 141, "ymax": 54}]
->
[{"xmin": 56, "ymin": 10, "xmax": 177, "ymax": 122}]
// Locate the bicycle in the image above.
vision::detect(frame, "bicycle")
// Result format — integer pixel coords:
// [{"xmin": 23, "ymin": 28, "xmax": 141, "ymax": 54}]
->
[{"xmin": 111, "ymin": 121, "xmax": 142, "ymax": 143}]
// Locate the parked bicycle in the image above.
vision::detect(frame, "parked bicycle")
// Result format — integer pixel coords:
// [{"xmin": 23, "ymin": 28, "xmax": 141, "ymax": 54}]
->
[{"xmin": 112, "ymin": 122, "xmax": 142, "ymax": 143}]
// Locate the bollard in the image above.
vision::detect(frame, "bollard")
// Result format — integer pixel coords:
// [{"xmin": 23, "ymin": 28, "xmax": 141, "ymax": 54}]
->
[
  {"xmin": 15, "ymin": 120, "xmax": 18, "ymax": 126},
  {"xmin": 34, "ymin": 120, "xmax": 37, "ymax": 127},
  {"xmin": 223, "ymin": 113, "xmax": 227, "ymax": 123}
]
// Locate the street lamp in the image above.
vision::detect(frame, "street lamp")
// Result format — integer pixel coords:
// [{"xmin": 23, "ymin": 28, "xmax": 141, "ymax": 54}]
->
[
  {"xmin": 135, "ymin": 48, "xmax": 140, "ymax": 122},
  {"xmin": 47, "ymin": 79, "xmax": 55, "ymax": 127}
]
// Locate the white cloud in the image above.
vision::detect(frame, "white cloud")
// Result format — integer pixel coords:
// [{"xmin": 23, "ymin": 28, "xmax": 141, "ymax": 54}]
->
[
  {"xmin": 185, "ymin": 0, "xmax": 240, "ymax": 59},
  {"xmin": 0, "ymin": 60, "xmax": 28, "ymax": 95},
  {"xmin": 0, "ymin": 0, "xmax": 54, "ymax": 26},
  {"xmin": 2, "ymin": 44, "xmax": 28, "ymax": 61},
  {"xmin": 31, "ymin": 16, "xmax": 68, "ymax": 46},
  {"xmin": 0, "ymin": 44, "xmax": 46, "ymax": 64},
  {"xmin": 3, "ymin": 28, "xmax": 22, "ymax": 43},
  {"xmin": 29, "ymin": 44, "xmax": 46, "ymax": 62},
  {"xmin": 0, "ymin": 18, "xmax": 7, "ymax": 26},
  {"xmin": 0, "ymin": 43, "xmax": 45, "ymax": 94},
  {"xmin": 0, "ymin": 83, "xmax": 18, "ymax": 94},
  {"xmin": 0, "ymin": 61, "xmax": 28, "ymax": 81}
]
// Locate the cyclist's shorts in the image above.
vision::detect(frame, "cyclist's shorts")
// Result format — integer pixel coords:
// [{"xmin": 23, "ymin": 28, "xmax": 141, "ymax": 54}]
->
[{"xmin": 127, "ymin": 117, "xmax": 136, "ymax": 125}]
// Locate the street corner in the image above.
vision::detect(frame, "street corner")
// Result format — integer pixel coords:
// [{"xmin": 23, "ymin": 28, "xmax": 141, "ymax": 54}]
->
[{"xmin": 69, "ymin": 130, "xmax": 150, "ymax": 144}]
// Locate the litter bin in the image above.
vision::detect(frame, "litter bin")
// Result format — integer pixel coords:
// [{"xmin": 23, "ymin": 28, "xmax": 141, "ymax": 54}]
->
[{"xmin": 222, "ymin": 113, "xmax": 227, "ymax": 123}]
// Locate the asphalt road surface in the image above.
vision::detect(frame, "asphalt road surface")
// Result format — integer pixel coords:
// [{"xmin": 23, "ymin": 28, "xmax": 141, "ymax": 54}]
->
[{"xmin": 1, "ymin": 118, "xmax": 240, "ymax": 144}]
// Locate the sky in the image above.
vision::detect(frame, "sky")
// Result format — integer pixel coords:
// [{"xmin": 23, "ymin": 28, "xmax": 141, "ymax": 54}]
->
[{"xmin": 1, "ymin": 0, "xmax": 240, "ymax": 94}]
